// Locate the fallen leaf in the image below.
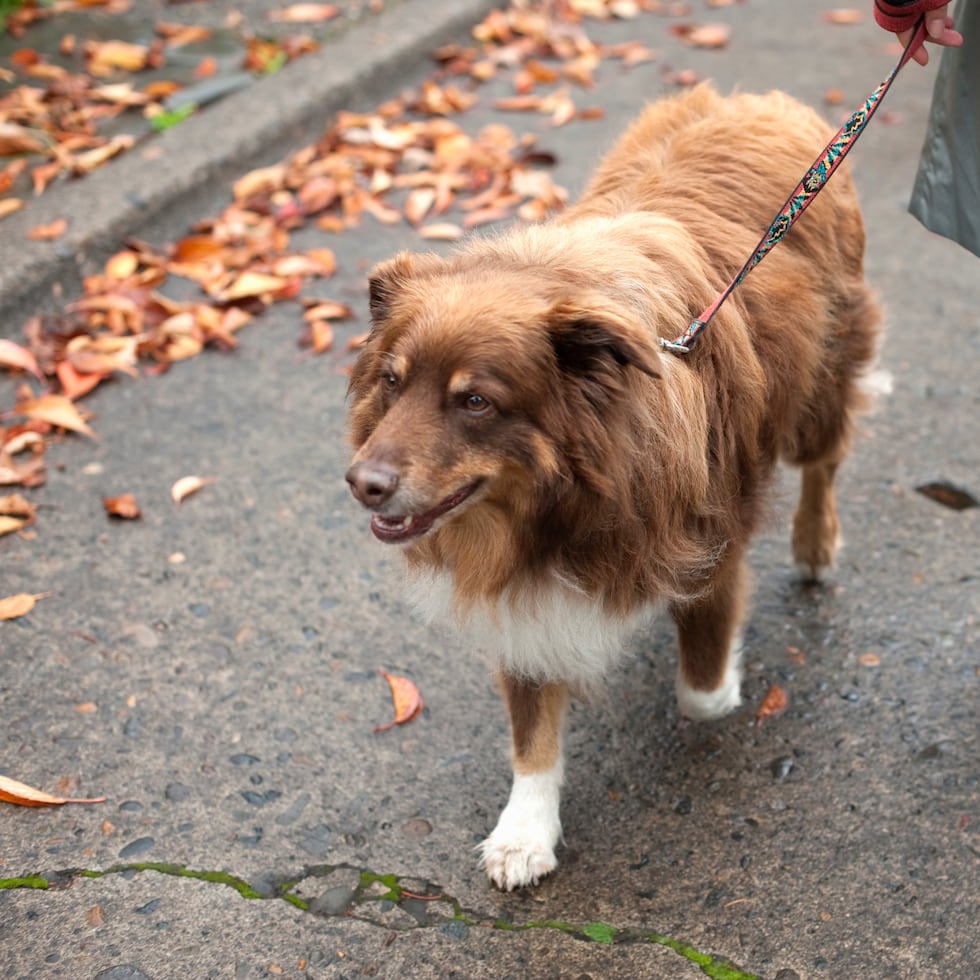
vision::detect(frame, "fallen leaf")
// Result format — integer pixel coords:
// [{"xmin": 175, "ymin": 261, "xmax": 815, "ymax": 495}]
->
[
  {"xmin": 0, "ymin": 198, "xmax": 24, "ymax": 219},
  {"xmin": 103, "ymin": 493, "xmax": 141, "ymax": 519},
  {"xmin": 170, "ymin": 475, "xmax": 214, "ymax": 505},
  {"xmin": 755, "ymin": 684, "xmax": 790, "ymax": 726},
  {"xmin": 823, "ymin": 9, "xmax": 864, "ymax": 25},
  {"xmin": 15, "ymin": 394, "xmax": 96, "ymax": 438},
  {"xmin": 673, "ymin": 22, "xmax": 732, "ymax": 48},
  {"xmin": 858, "ymin": 652, "xmax": 881, "ymax": 667},
  {"xmin": 57, "ymin": 361, "xmax": 107, "ymax": 401},
  {"xmin": 74, "ymin": 701, "xmax": 98, "ymax": 714},
  {"xmin": 0, "ymin": 592, "xmax": 51, "ymax": 620},
  {"xmin": 218, "ymin": 271, "xmax": 289, "ymax": 302},
  {"xmin": 419, "ymin": 222, "xmax": 464, "ymax": 240},
  {"xmin": 374, "ymin": 670, "xmax": 424, "ymax": 732},
  {"xmin": 85, "ymin": 39, "xmax": 149, "ymax": 76},
  {"xmin": 268, "ymin": 3, "xmax": 339, "ymax": 21},
  {"xmin": 915, "ymin": 480, "xmax": 978, "ymax": 511},
  {"xmin": 86, "ymin": 904, "xmax": 105, "ymax": 927},
  {"xmin": 0, "ymin": 515, "xmax": 27, "ymax": 537},
  {"xmin": 0, "ymin": 339, "xmax": 44, "ymax": 380},
  {"xmin": 27, "ymin": 218, "xmax": 69, "ymax": 241},
  {"xmin": 0, "ymin": 773, "xmax": 105, "ymax": 808}
]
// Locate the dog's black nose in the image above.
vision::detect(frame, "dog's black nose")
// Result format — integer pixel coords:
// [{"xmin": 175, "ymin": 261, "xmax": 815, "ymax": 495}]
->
[{"xmin": 346, "ymin": 460, "xmax": 399, "ymax": 507}]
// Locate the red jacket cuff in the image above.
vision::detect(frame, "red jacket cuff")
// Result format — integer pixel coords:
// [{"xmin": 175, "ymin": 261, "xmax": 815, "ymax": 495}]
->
[{"xmin": 874, "ymin": 0, "xmax": 947, "ymax": 33}]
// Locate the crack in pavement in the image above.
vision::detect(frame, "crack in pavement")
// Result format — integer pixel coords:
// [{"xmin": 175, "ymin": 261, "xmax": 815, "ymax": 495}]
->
[{"xmin": 1, "ymin": 862, "xmax": 759, "ymax": 979}]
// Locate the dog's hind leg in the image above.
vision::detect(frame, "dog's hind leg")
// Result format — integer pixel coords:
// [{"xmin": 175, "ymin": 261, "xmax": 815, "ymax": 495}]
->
[
  {"xmin": 792, "ymin": 457, "xmax": 843, "ymax": 582},
  {"xmin": 671, "ymin": 554, "xmax": 748, "ymax": 721},
  {"xmin": 480, "ymin": 675, "xmax": 569, "ymax": 890}
]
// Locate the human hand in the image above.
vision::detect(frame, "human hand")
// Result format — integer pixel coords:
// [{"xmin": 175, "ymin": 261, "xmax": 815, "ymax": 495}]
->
[{"xmin": 901, "ymin": 7, "xmax": 963, "ymax": 66}]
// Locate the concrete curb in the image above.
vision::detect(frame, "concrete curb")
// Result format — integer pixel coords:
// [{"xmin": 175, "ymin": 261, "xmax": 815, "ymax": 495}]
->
[{"xmin": 0, "ymin": 0, "xmax": 502, "ymax": 335}]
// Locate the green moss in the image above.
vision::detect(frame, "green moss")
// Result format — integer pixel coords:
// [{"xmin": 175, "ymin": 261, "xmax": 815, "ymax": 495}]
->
[
  {"xmin": 0, "ymin": 875, "xmax": 49, "ymax": 890},
  {"xmin": 0, "ymin": 862, "xmax": 760, "ymax": 978}
]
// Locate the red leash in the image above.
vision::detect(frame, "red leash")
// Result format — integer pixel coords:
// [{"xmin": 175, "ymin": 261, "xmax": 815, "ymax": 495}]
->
[{"xmin": 660, "ymin": 17, "xmax": 928, "ymax": 354}]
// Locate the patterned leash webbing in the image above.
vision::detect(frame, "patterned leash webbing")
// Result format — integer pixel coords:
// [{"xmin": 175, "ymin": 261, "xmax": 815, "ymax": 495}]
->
[{"xmin": 660, "ymin": 17, "xmax": 928, "ymax": 354}]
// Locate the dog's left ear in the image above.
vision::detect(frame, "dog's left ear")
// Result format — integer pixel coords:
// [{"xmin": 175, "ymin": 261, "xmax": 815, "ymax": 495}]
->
[{"xmin": 548, "ymin": 301, "xmax": 661, "ymax": 380}]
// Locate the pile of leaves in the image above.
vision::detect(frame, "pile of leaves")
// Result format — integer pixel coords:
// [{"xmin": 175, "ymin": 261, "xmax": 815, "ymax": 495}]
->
[
  {"xmin": 0, "ymin": 0, "xmax": 750, "ymax": 539},
  {"xmin": 1, "ymin": 0, "xmax": 326, "ymax": 220}
]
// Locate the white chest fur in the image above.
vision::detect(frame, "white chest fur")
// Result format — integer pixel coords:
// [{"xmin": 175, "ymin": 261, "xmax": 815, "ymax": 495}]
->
[{"xmin": 407, "ymin": 570, "xmax": 658, "ymax": 685}]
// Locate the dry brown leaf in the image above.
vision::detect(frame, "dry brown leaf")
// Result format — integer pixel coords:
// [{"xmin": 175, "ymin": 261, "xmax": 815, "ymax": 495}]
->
[
  {"xmin": 419, "ymin": 222, "xmax": 464, "ymax": 240},
  {"xmin": 374, "ymin": 670, "xmax": 424, "ymax": 732},
  {"xmin": 0, "ymin": 339, "xmax": 44, "ymax": 380},
  {"xmin": 170, "ymin": 475, "xmax": 214, "ymax": 505},
  {"xmin": 755, "ymin": 684, "xmax": 790, "ymax": 726},
  {"xmin": 0, "ymin": 198, "xmax": 24, "ymax": 220},
  {"xmin": 0, "ymin": 122, "xmax": 49, "ymax": 156},
  {"xmin": 0, "ymin": 515, "xmax": 27, "ymax": 537},
  {"xmin": 673, "ymin": 22, "xmax": 732, "ymax": 48},
  {"xmin": 303, "ymin": 300, "xmax": 353, "ymax": 321},
  {"xmin": 86, "ymin": 904, "xmax": 106, "ymax": 927},
  {"xmin": 308, "ymin": 320, "xmax": 334, "ymax": 355},
  {"xmin": 27, "ymin": 218, "xmax": 69, "ymax": 241},
  {"xmin": 0, "ymin": 773, "xmax": 105, "ymax": 808},
  {"xmin": 57, "ymin": 361, "xmax": 107, "ymax": 401},
  {"xmin": 0, "ymin": 493, "xmax": 35, "ymax": 520},
  {"xmin": 218, "ymin": 272, "xmax": 288, "ymax": 302},
  {"xmin": 103, "ymin": 493, "xmax": 141, "ymax": 519},
  {"xmin": 0, "ymin": 592, "xmax": 51, "ymax": 621},
  {"xmin": 268, "ymin": 3, "xmax": 339, "ymax": 21},
  {"xmin": 823, "ymin": 9, "xmax": 864, "ymax": 25},
  {"xmin": 85, "ymin": 39, "xmax": 149, "ymax": 76},
  {"xmin": 16, "ymin": 394, "xmax": 96, "ymax": 438}
]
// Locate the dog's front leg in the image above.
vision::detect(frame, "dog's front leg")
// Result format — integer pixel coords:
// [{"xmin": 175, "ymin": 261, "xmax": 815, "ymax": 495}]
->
[{"xmin": 480, "ymin": 674, "xmax": 569, "ymax": 890}]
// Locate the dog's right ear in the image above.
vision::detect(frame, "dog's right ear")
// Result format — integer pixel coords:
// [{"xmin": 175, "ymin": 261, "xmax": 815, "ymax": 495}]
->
[
  {"xmin": 368, "ymin": 253, "xmax": 413, "ymax": 322},
  {"xmin": 368, "ymin": 251, "xmax": 445, "ymax": 322}
]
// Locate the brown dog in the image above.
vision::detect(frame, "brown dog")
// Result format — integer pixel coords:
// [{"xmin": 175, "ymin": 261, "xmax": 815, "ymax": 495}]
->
[{"xmin": 346, "ymin": 84, "xmax": 882, "ymax": 890}]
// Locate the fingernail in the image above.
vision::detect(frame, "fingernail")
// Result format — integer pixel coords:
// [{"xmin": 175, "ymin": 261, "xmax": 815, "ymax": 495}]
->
[{"xmin": 927, "ymin": 19, "xmax": 944, "ymax": 38}]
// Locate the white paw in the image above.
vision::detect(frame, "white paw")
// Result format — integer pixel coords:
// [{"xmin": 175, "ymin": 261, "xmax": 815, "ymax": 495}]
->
[
  {"xmin": 479, "ymin": 767, "xmax": 563, "ymax": 890},
  {"xmin": 479, "ymin": 830, "xmax": 559, "ymax": 891},
  {"xmin": 676, "ymin": 643, "xmax": 742, "ymax": 721}
]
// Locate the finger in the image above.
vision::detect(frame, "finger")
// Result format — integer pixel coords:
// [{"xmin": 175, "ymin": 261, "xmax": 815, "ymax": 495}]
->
[{"xmin": 924, "ymin": 8, "xmax": 949, "ymax": 39}]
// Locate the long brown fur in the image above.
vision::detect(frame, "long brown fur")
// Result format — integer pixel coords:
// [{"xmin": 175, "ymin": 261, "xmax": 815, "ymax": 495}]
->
[{"xmin": 346, "ymin": 84, "xmax": 882, "ymax": 887}]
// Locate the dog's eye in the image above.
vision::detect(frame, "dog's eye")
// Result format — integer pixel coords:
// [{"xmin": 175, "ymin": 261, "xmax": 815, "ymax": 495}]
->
[
  {"xmin": 381, "ymin": 371, "xmax": 399, "ymax": 392},
  {"xmin": 462, "ymin": 393, "xmax": 491, "ymax": 415}
]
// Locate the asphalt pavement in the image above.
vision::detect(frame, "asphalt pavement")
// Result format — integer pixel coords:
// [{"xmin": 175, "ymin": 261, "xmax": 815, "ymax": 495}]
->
[{"xmin": 1, "ymin": 1, "xmax": 977, "ymax": 978}]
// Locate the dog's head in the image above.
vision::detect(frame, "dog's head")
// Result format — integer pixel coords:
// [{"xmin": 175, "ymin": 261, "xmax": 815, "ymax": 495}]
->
[{"xmin": 345, "ymin": 248, "xmax": 662, "ymax": 547}]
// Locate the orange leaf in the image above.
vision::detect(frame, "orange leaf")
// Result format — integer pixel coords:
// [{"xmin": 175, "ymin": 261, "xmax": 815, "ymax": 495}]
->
[
  {"xmin": 218, "ymin": 272, "xmax": 288, "ymax": 302},
  {"xmin": 103, "ymin": 493, "xmax": 141, "ymax": 519},
  {"xmin": 823, "ymin": 9, "xmax": 864, "ymax": 25},
  {"xmin": 16, "ymin": 394, "xmax": 96, "ymax": 438},
  {"xmin": 28, "ymin": 218, "xmax": 68, "ymax": 241},
  {"xmin": 57, "ymin": 361, "xmax": 107, "ymax": 401},
  {"xmin": 0, "ymin": 773, "xmax": 105, "ymax": 808},
  {"xmin": 85, "ymin": 39, "xmax": 149, "ymax": 76},
  {"xmin": 194, "ymin": 56, "xmax": 217, "ymax": 78},
  {"xmin": 0, "ymin": 592, "xmax": 51, "ymax": 621},
  {"xmin": 170, "ymin": 475, "xmax": 214, "ymax": 505},
  {"xmin": 755, "ymin": 684, "xmax": 790, "ymax": 726},
  {"xmin": 0, "ymin": 339, "xmax": 44, "ymax": 380},
  {"xmin": 0, "ymin": 198, "xmax": 24, "ymax": 220},
  {"xmin": 268, "ymin": 3, "xmax": 339, "ymax": 21},
  {"xmin": 419, "ymin": 222, "xmax": 463, "ymax": 241},
  {"xmin": 374, "ymin": 670, "xmax": 424, "ymax": 732},
  {"xmin": 0, "ymin": 516, "xmax": 27, "ymax": 537}
]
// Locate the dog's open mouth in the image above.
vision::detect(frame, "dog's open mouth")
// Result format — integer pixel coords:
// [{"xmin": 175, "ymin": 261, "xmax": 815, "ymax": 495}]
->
[{"xmin": 370, "ymin": 482, "xmax": 481, "ymax": 543}]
